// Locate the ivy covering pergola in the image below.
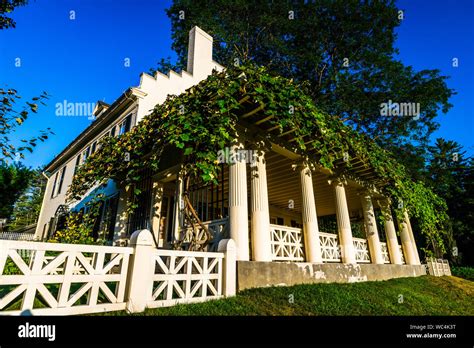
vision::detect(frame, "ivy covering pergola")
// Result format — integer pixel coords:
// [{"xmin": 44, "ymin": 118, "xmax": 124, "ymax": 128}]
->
[{"xmin": 67, "ymin": 64, "xmax": 449, "ymax": 254}]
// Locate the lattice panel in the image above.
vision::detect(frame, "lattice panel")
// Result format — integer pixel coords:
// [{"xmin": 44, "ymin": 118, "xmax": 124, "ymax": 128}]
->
[
  {"xmin": 426, "ymin": 258, "xmax": 451, "ymax": 276},
  {"xmin": 319, "ymin": 232, "xmax": 341, "ymax": 262},
  {"xmin": 270, "ymin": 225, "xmax": 305, "ymax": 262},
  {"xmin": 0, "ymin": 240, "xmax": 132, "ymax": 315},
  {"xmin": 399, "ymin": 246, "xmax": 405, "ymax": 264},
  {"xmin": 380, "ymin": 242, "xmax": 390, "ymax": 264},
  {"xmin": 353, "ymin": 238, "xmax": 370, "ymax": 263},
  {"xmin": 148, "ymin": 250, "xmax": 223, "ymax": 308}
]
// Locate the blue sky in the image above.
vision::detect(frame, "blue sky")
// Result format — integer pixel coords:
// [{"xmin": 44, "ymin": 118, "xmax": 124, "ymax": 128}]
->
[{"xmin": 1, "ymin": 0, "xmax": 472, "ymax": 169}]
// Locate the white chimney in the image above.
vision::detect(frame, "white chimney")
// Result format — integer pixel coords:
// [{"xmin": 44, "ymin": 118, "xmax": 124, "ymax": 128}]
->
[{"xmin": 187, "ymin": 26, "xmax": 214, "ymax": 78}]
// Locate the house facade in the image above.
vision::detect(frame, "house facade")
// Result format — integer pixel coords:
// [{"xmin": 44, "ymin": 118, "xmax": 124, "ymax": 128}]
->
[
  {"xmin": 35, "ymin": 26, "xmax": 423, "ymax": 274},
  {"xmin": 35, "ymin": 27, "xmax": 223, "ymax": 244}
]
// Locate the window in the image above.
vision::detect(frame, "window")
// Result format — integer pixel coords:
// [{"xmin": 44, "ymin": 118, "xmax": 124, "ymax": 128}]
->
[
  {"xmin": 74, "ymin": 155, "xmax": 81, "ymax": 175},
  {"xmin": 50, "ymin": 171, "xmax": 59, "ymax": 198},
  {"xmin": 51, "ymin": 166, "xmax": 67, "ymax": 198},
  {"xmin": 82, "ymin": 146, "xmax": 91, "ymax": 164},
  {"xmin": 57, "ymin": 166, "xmax": 66, "ymax": 195},
  {"xmin": 109, "ymin": 126, "xmax": 116, "ymax": 137},
  {"xmin": 91, "ymin": 141, "xmax": 97, "ymax": 153},
  {"xmin": 118, "ymin": 114, "xmax": 132, "ymax": 135}
]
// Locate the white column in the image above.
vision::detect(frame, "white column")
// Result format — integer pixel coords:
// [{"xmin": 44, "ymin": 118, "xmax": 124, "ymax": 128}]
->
[
  {"xmin": 300, "ymin": 164, "xmax": 322, "ymax": 263},
  {"xmin": 404, "ymin": 211, "xmax": 421, "ymax": 265},
  {"xmin": 228, "ymin": 142, "xmax": 250, "ymax": 261},
  {"xmin": 360, "ymin": 194, "xmax": 384, "ymax": 264},
  {"xmin": 400, "ymin": 216, "xmax": 417, "ymax": 265},
  {"xmin": 332, "ymin": 179, "xmax": 356, "ymax": 264},
  {"xmin": 172, "ymin": 173, "xmax": 184, "ymax": 242},
  {"xmin": 380, "ymin": 201, "xmax": 402, "ymax": 265},
  {"xmin": 250, "ymin": 151, "xmax": 272, "ymax": 262}
]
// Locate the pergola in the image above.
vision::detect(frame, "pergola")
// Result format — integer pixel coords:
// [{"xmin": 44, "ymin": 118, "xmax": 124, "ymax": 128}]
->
[{"xmin": 135, "ymin": 89, "xmax": 422, "ymax": 267}]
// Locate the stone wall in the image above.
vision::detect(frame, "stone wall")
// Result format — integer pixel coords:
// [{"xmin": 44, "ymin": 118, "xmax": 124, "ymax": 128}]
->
[{"xmin": 237, "ymin": 261, "xmax": 426, "ymax": 290}]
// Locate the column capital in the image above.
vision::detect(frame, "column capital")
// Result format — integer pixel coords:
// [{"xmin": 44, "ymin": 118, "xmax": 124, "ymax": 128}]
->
[
  {"xmin": 292, "ymin": 159, "xmax": 316, "ymax": 171},
  {"xmin": 377, "ymin": 197, "xmax": 392, "ymax": 209},
  {"xmin": 328, "ymin": 176, "xmax": 347, "ymax": 187}
]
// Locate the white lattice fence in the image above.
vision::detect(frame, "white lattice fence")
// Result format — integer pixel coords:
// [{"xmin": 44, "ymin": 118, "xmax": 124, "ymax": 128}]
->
[
  {"xmin": 426, "ymin": 258, "xmax": 451, "ymax": 276},
  {"xmin": 270, "ymin": 225, "xmax": 304, "ymax": 262},
  {"xmin": 380, "ymin": 242, "xmax": 390, "ymax": 264},
  {"xmin": 148, "ymin": 249, "xmax": 224, "ymax": 308},
  {"xmin": 0, "ymin": 240, "xmax": 132, "ymax": 315},
  {"xmin": 353, "ymin": 238, "xmax": 370, "ymax": 263},
  {"xmin": 319, "ymin": 232, "xmax": 340, "ymax": 262},
  {"xmin": 399, "ymin": 245, "xmax": 405, "ymax": 264}
]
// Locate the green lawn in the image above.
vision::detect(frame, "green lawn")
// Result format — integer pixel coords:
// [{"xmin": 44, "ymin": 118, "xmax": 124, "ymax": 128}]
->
[{"xmin": 106, "ymin": 275, "xmax": 473, "ymax": 316}]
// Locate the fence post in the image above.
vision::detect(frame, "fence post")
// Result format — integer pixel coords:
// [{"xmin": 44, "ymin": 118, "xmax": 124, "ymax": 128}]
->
[
  {"xmin": 218, "ymin": 239, "xmax": 237, "ymax": 297},
  {"xmin": 126, "ymin": 229, "xmax": 155, "ymax": 313}
]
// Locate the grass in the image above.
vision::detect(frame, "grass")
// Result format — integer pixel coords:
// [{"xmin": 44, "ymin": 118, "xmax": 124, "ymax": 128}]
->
[{"xmin": 104, "ymin": 275, "xmax": 474, "ymax": 316}]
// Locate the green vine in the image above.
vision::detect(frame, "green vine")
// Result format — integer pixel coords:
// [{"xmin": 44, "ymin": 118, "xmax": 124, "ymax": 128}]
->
[{"xmin": 67, "ymin": 64, "xmax": 449, "ymax": 255}]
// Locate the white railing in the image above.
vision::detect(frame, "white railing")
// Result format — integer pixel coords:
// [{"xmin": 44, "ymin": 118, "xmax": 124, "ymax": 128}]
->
[
  {"xmin": 181, "ymin": 218, "xmax": 229, "ymax": 251},
  {"xmin": 399, "ymin": 245, "xmax": 405, "ymax": 264},
  {"xmin": 0, "ymin": 231, "xmax": 237, "ymax": 316},
  {"xmin": 353, "ymin": 238, "xmax": 370, "ymax": 263},
  {"xmin": 147, "ymin": 249, "xmax": 224, "ymax": 308},
  {"xmin": 0, "ymin": 240, "xmax": 132, "ymax": 315},
  {"xmin": 426, "ymin": 258, "xmax": 451, "ymax": 276},
  {"xmin": 380, "ymin": 242, "xmax": 390, "ymax": 264},
  {"xmin": 206, "ymin": 218, "xmax": 229, "ymax": 251},
  {"xmin": 319, "ymin": 232, "xmax": 341, "ymax": 262},
  {"xmin": 270, "ymin": 224, "xmax": 305, "ymax": 262},
  {"xmin": 0, "ymin": 232, "xmax": 36, "ymax": 241}
]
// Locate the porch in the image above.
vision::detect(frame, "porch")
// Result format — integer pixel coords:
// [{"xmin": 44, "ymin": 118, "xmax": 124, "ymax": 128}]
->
[{"xmin": 114, "ymin": 146, "xmax": 419, "ymax": 267}]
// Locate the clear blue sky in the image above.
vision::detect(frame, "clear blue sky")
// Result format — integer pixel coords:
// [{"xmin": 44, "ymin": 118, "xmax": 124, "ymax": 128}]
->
[{"xmin": 1, "ymin": 0, "xmax": 472, "ymax": 169}]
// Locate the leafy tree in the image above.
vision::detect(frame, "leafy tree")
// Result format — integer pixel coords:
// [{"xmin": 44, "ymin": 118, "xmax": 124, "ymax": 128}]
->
[
  {"xmin": 48, "ymin": 195, "xmax": 106, "ymax": 245},
  {"xmin": 0, "ymin": 0, "xmax": 28, "ymax": 29},
  {"xmin": 0, "ymin": 88, "xmax": 52, "ymax": 162},
  {"xmin": 165, "ymin": 0, "xmax": 454, "ymax": 175},
  {"xmin": 425, "ymin": 139, "xmax": 474, "ymax": 265},
  {"xmin": 0, "ymin": 162, "xmax": 32, "ymax": 219},
  {"xmin": 8, "ymin": 167, "xmax": 46, "ymax": 229}
]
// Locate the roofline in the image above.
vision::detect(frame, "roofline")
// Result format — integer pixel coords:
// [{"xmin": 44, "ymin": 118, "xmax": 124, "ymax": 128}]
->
[{"xmin": 44, "ymin": 88, "xmax": 136, "ymax": 173}]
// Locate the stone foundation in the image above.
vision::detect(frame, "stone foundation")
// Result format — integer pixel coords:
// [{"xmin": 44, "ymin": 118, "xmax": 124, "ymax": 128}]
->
[{"xmin": 237, "ymin": 261, "xmax": 427, "ymax": 291}]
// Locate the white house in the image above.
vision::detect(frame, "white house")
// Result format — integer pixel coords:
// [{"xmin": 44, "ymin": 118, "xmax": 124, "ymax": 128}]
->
[{"xmin": 35, "ymin": 27, "xmax": 424, "ymax": 286}]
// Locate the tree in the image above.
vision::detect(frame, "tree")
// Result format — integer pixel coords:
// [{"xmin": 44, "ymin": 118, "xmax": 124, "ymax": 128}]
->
[
  {"xmin": 425, "ymin": 139, "xmax": 474, "ymax": 265},
  {"xmin": 165, "ymin": 0, "xmax": 453, "ymax": 174},
  {"xmin": 0, "ymin": 0, "xmax": 28, "ymax": 29},
  {"xmin": 8, "ymin": 167, "xmax": 46, "ymax": 229},
  {"xmin": 0, "ymin": 88, "xmax": 52, "ymax": 162},
  {"xmin": 0, "ymin": 162, "xmax": 32, "ymax": 219}
]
